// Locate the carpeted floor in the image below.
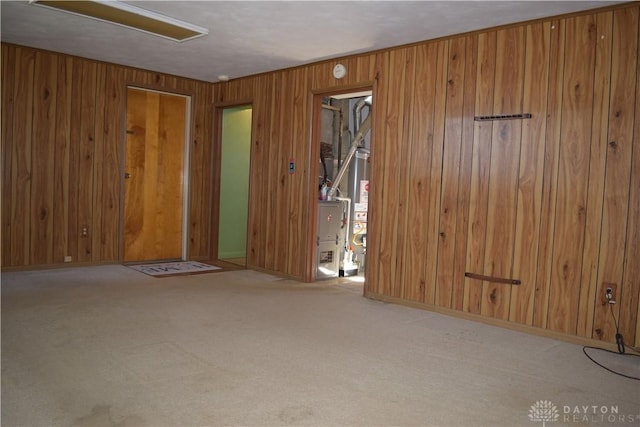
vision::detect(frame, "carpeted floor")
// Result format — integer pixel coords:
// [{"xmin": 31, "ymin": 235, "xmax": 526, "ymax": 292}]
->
[{"xmin": 1, "ymin": 265, "xmax": 638, "ymax": 426}]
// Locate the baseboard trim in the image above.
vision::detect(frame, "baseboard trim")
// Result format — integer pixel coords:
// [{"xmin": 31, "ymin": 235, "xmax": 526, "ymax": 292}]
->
[
  {"xmin": 1, "ymin": 260, "xmax": 117, "ymax": 272},
  {"xmin": 364, "ymin": 290, "xmax": 622, "ymax": 352}
]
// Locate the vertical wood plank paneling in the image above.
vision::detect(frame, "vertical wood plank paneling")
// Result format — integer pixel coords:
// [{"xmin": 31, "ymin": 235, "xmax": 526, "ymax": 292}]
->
[
  {"xmin": 245, "ymin": 78, "xmax": 259, "ymax": 267},
  {"xmin": 481, "ymin": 27, "xmax": 525, "ymax": 320},
  {"xmin": 258, "ymin": 75, "xmax": 272, "ymax": 269},
  {"xmin": 356, "ymin": 54, "xmax": 375, "ymax": 83},
  {"xmin": 247, "ymin": 74, "xmax": 271, "ymax": 268},
  {"xmin": 423, "ymin": 40, "xmax": 449, "ymax": 305},
  {"xmin": 11, "ymin": 47, "xmax": 35, "ymax": 266},
  {"xmin": 577, "ymin": 12, "xmax": 613, "ymax": 338},
  {"xmin": 91, "ymin": 63, "xmax": 107, "ymax": 261},
  {"xmin": 366, "ymin": 51, "xmax": 389, "ymax": 295},
  {"xmin": 188, "ymin": 86, "xmax": 205, "ymax": 258},
  {"xmin": 200, "ymin": 83, "xmax": 214, "ymax": 258},
  {"xmin": 67, "ymin": 58, "xmax": 83, "ymax": 262},
  {"xmin": 379, "ymin": 48, "xmax": 405, "ymax": 297},
  {"xmin": 533, "ymin": 20, "xmax": 566, "ymax": 329},
  {"xmin": 397, "ymin": 46, "xmax": 416, "ymax": 299},
  {"xmin": 1, "ymin": 44, "xmax": 15, "ymax": 266},
  {"xmin": 269, "ymin": 71, "xmax": 291, "ymax": 271},
  {"xmin": 435, "ymin": 37, "xmax": 466, "ymax": 308},
  {"xmin": 403, "ymin": 42, "xmax": 439, "ymax": 303},
  {"xmin": 464, "ymin": 32, "xmax": 496, "ymax": 314},
  {"xmin": 2, "ymin": 44, "xmax": 215, "ymax": 268},
  {"xmin": 199, "ymin": 84, "xmax": 214, "ymax": 259},
  {"xmin": 77, "ymin": 60, "xmax": 97, "ymax": 262},
  {"xmin": 30, "ymin": 51, "xmax": 58, "ymax": 265},
  {"xmin": 509, "ymin": 22, "xmax": 551, "ymax": 325},
  {"xmin": 277, "ymin": 69, "xmax": 294, "ymax": 273},
  {"xmin": 593, "ymin": 7, "xmax": 638, "ymax": 342},
  {"xmin": 548, "ymin": 14, "xmax": 597, "ymax": 334},
  {"xmin": 123, "ymin": 89, "xmax": 147, "ymax": 259},
  {"xmin": 287, "ymin": 68, "xmax": 309, "ymax": 277},
  {"xmin": 52, "ymin": 56, "xmax": 72, "ymax": 263},
  {"xmin": 198, "ymin": 83, "xmax": 214, "ymax": 258},
  {"xmin": 312, "ymin": 61, "xmax": 334, "ymax": 90},
  {"xmin": 264, "ymin": 72, "xmax": 282, "ymax": 270},
  {"xmin": 451, "ymin": 35, "xmax": 478, "ymax": 311},
  {"xmin": 101, "ymin": 65, "xmax": 124, "ymax": 261},
  {"xmin": 624, "ymin": 8, "xmax": 640, "ymax": 348}
]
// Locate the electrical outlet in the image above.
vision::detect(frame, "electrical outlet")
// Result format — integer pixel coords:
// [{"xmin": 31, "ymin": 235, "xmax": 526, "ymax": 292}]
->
[
  {"xmin": 64, "ymin": 255, "xmax": 72, "ymax": 263},
  {"xmin": 605, "ymin": 286, "xmax": 615, "ymax": 304}
]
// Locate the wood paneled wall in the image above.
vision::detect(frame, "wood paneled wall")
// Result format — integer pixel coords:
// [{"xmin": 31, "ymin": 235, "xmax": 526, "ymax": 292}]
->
[
  {"xmin": 1, "ymin": 44, "xmax": 214, "ymax": 267},
  {"xmin": 213, "ymin": 4, "xmax": 640, "ymax": 346}
]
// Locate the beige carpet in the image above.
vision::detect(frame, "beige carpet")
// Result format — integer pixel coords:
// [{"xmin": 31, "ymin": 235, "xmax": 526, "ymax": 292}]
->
[{"xmin": 1, "ymin": 265, "xmax": 638, "ymax": 426}]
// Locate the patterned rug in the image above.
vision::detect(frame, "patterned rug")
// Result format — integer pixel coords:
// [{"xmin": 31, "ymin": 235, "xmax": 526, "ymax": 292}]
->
[{"xmin": 128, "ymin": 261, "xmax": 221, "ymax": 277}]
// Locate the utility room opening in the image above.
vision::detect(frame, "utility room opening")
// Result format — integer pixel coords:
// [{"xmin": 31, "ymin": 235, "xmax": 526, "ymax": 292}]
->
[{"xmin": 314, "ymin": 90, "xmax": 372, "ymax": 285}]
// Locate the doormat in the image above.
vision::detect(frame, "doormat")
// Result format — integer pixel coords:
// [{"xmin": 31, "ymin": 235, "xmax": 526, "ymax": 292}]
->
[{"xmin": 128, "ymin": 261, "xmax": 221, "ymax": 277}]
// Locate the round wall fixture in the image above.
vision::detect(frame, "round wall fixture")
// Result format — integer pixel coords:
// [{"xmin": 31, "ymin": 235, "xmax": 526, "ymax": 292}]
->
[{"xmin": 333, "ymin": 63, "xmax": 346, "ymax": 79}]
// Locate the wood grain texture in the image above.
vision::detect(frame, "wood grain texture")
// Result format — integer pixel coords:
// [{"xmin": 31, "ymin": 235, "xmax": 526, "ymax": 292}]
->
[
  {"xmin": 91, "ymin": 63, "xmax": 106, "ymax": 261},
  {"xmin": 481, "ymin": 26, "xmax": 525, "ymax": 321},
  {"xmin": 77, "ymin": 60, "xmax": 97, "ymax": 262},
  {"xmin": 11, "ymin": 47, "xmax": 35, "ymax": 266},
  {"xmin": 451, "ymin": 35, "xmax": 478, "ymax": 311},
  {"xmin": 397, "ymin": 46, "xmax": 416, "ymax": 300},
  {"xmin": 124, "ymin": 89, "xmax": 186, "ymax": 262},
  {"xmin": 436, "ymin": 36, "xmax": 466, "ymax": 309},
  {"xmin": 424, "ymin": 40, "xmax": 449, "ymax": 306},
  {"xmin": 101, "ymin": 65, "xmax": 125, "ymax": 261},
  {"xmin": 625, "ymin": 7, "xmax": 640, "ymax": 348},
  {"xmin": 509, "ymin": 22, "xmax": 550, "ymax": 325},
  {"xmin": 464, "ymin": 31, "xmax": 496, "ymax": 314},
  {"xmin": 52, "ymin": 56, "xmax": 72, "ymax": 263},
  {"xmin": 548, "ymin": 14, "xmax": 597, "ymax": 334},
  {"xmin": 265, "ymin": 72, "xmax": 281, "ymax": 271},
  {"xmin": 593, "ymin": 7, "xmax": 638, "ymax": 342},
  {"xmin": 365, "ymin": 51, "xmax": 390, "ymax": 295},
  {"xmin": 2, "ymin": 44, "xmax": 15, "ymax": 266},
  {"xmin": 30, "ymin": 51, "xmax": 57, "ymax": 265},
  {"xmin": 577, "ymin": 12, "xmax": 614, "ymax": 338},
  {"xmin": 402, "ymin": 42, "xmax": 438, "ymax": 303},
  {"xmin": 380, "ymin": 48, "xmax": 405, "ymax": 297},
  {"xmin": 533, "ymin": 19, "xmax": 566, "ymax": 329},
  {"xmin": 276, "ymin": 70, "xmax": 294, "ymax": 274},
  {"xmin": 187, "ymin": 82, "xmax": 204, "ymax": 259},
  {"xmin": 287, "ymin": 67, "xmax": 310, "ymax": 278}
]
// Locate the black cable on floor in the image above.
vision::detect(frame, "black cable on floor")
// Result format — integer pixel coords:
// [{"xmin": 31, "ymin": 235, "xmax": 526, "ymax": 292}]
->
[
  {"xmin": 582, "ymin": 346, "xmax": 640, "ymax": 381},
  {"xmin": 582, "ymin": 301, "xmax": 640, "ymax": 381}
]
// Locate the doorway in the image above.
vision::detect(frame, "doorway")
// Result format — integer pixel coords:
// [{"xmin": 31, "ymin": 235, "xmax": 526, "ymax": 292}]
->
[
  {"xmin": 123, "ymin": 87, "xmax": 190, "ymax": 263},
  {"xmin": 313, "ymin": 89, "xmax": 373, "ymax": 283},
  {"xmin": 217, "ymin": 105, "xmax": 252, "ymax": 267}
]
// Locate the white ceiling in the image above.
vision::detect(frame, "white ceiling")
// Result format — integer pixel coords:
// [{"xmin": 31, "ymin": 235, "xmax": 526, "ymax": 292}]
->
[{"xmin": 1, "ymin": 0, "xmax": 622, "ymax": 83}]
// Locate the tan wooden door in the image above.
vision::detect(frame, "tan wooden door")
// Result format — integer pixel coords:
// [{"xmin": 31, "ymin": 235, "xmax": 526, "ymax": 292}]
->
[{"xmin": 124, "ymin": 88, "xmax": 187, "ymax": 262}]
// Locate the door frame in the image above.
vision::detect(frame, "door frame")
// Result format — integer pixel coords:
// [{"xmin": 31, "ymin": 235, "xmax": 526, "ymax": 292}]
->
[
  {"xmin": 306, "ymin": 84, "xmax": 375, "ymax": 282},
  {"xmin": 121, "ymin": 86, "xmax": 192, "ymax": 262},
  {"xmin": 211, "ymin": 100, "xmax": 254, "ymax": 263}
]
